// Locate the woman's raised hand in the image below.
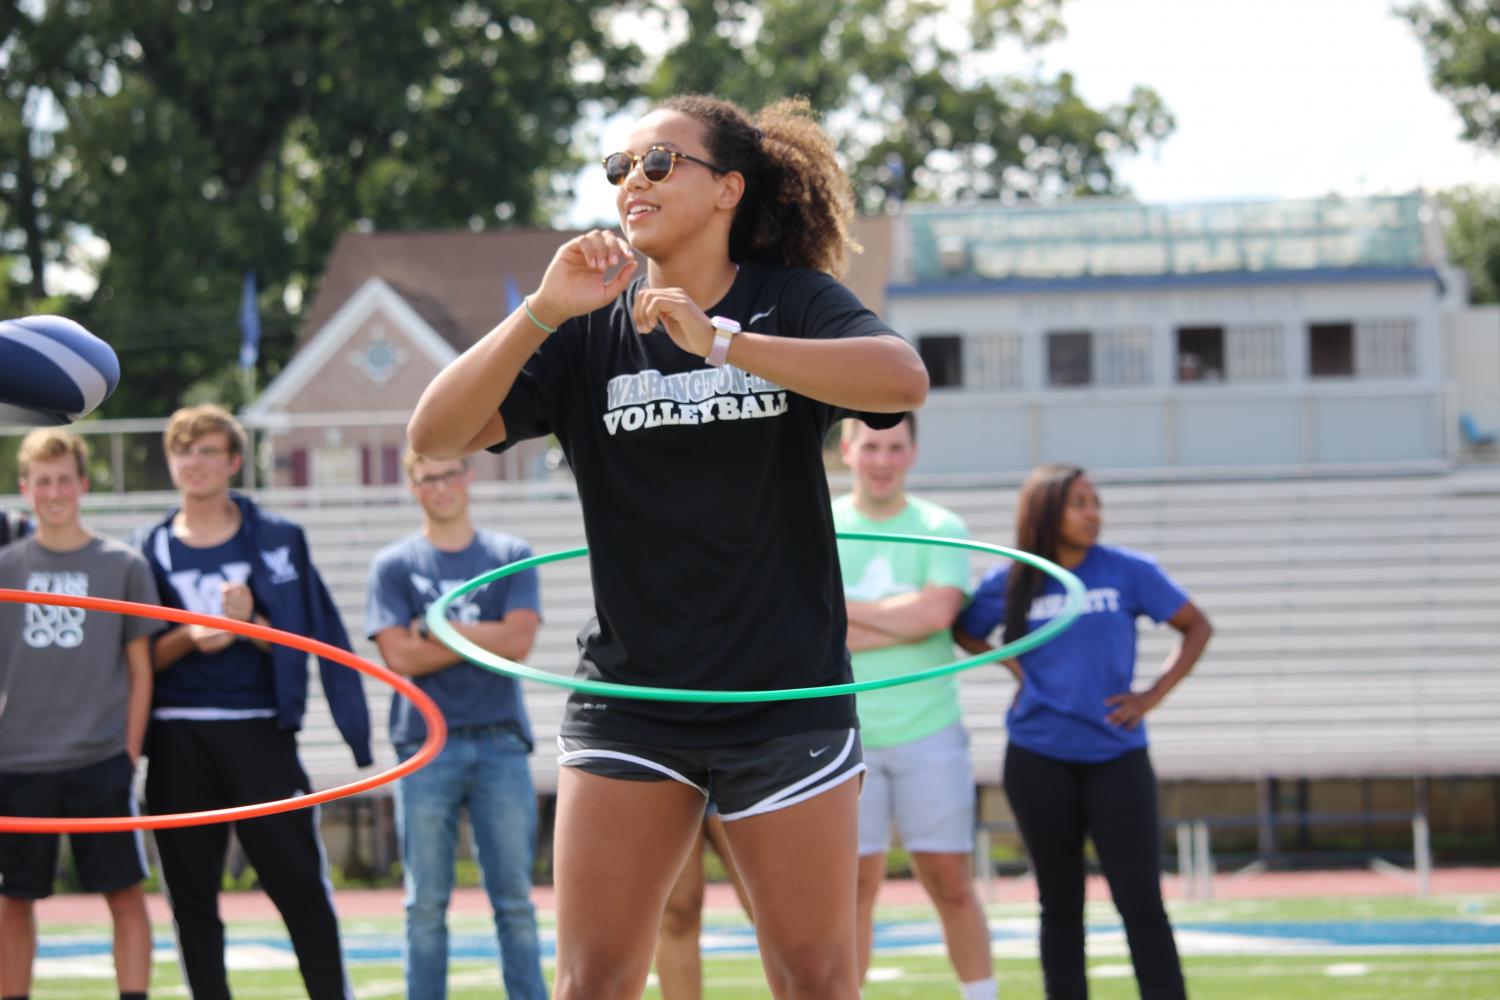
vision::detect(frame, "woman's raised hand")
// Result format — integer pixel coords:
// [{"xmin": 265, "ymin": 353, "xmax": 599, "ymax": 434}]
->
[
  {"xmin": 632, "ymin": 286, "xmax": 714, "ymax": 358},
  {"xmin": 529, "ymin": 229, "xmax": 639, "ymax": 328}
]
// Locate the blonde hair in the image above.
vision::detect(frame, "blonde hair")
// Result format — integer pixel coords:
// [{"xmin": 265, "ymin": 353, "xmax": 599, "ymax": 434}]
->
[
  {"xmin": 18, "ymin": 427, "xmax": 90, "ymax": 479},
  {"xmin": 164, "ymin": 404, "xmax": 246, "ymax": 458}
]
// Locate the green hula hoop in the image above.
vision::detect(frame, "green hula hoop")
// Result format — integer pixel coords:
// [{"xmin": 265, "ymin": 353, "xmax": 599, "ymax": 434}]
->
[{"xmin": 426, "ymin": 532, "xmax": 1085, "ymax": 704}]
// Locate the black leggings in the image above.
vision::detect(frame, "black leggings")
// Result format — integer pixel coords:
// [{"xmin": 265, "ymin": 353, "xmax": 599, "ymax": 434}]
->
[
  {"xmin": 1004, "ymin": 743, "xmax": 1186, "ymax": 1000},
  {"xmin": 146, "ymin": 718, "xmax": 351, "ymax": 1000}
]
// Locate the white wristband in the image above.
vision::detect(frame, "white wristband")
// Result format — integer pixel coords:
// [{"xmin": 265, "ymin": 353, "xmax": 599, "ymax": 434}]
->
[{"xmin": 707, "ymin": 316, "xmax": 740, "ymax": 367}]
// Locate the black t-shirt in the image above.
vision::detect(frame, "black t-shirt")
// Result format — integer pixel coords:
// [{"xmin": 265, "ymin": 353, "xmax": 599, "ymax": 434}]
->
[{"xmin": 492, "ymin": 262, "xmax": 901, "ymax": 746}]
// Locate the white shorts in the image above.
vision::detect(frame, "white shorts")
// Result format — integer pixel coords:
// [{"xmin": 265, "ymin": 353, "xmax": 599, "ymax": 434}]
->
[{"xmin": 858, "ymin": 721, "xmax": 974, "ymax": 856}]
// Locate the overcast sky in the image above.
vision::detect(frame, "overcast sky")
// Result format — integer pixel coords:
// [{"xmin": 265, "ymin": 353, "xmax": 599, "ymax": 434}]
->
[{"xmin": 566, "ymin": 0, "xmax": 1498, "ymax": 226}]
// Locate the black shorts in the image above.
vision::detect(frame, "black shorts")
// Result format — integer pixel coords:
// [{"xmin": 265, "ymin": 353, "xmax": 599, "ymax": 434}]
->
[
  {"xmin": 558, "ymin": 727, "xmax": 865, "ymax": 821},
  {"xmin": 0, "ymin": 753, "xmax": 148, "ymax": 899}
]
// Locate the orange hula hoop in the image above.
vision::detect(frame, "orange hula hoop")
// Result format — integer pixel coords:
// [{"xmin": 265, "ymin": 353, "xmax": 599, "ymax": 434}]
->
[{"xmin": 0, "ymin": 589, "xmax": 448, "ymax": 833}]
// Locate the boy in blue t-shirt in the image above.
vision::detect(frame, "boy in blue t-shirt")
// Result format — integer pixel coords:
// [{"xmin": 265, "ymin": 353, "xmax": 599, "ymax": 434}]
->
[{"xmin": 365, "ymin": 450, "xmax": 545, "ymax": 1000}]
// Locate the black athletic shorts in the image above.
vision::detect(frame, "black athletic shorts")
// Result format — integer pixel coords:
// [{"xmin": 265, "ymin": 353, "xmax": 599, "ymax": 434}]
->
[
  {"xmin": 0, "ymin": 753, "xmax": 148, "ymax": 899},
  {"xmin": 558, "ymin": 727, "xmax": 865, "ymax": 821}
]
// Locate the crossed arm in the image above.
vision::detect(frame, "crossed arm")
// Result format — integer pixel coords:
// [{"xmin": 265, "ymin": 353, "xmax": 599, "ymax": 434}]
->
[
  {"xmin": 845, "ymin": 584, "xmax": 966, "ymax": 652},
  {"xmin": 373, "ymin": 609, "xmax": 541, "ymax": 678}
]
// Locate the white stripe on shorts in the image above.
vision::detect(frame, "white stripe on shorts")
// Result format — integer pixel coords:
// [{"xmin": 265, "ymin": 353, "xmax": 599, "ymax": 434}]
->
[
  {"xmin": 128, "ymin": 791, "xmax": 150, "ymax": 883},
  {"xmin": 555, "ymin": 737, "xmax": 709, "ymax": 795},
  {"xmin": 719, "ymin": 728, "xmax": 866, "ymax": 823}
]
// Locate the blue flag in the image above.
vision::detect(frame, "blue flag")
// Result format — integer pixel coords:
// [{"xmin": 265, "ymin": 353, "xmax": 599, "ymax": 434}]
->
[
  {"xmin": 238, "ymin": 271, "xmax": 261, "ymax": 370},
  {"xmin": 504, "ymin": 274, "xmax": 525, "ymax": 315}
]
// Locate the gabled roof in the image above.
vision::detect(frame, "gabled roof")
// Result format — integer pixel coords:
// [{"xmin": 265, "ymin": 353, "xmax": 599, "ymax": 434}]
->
[
  {"xmin": 245, "ymin": 277, "xmax": 457, "ymax": 417},
  {"xmin": 302, "ymin": 228, "xmax": 589, "ymax": 354}
]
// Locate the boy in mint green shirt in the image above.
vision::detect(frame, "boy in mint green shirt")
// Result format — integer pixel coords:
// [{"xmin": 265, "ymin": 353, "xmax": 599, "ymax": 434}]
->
[
  {"xmin": 837, "ymin": 493, "xmax": 969, "ymax": 747},
  {"xmin": 834, "ymin": 414, "xmax": 996, "ymax": 1000}
]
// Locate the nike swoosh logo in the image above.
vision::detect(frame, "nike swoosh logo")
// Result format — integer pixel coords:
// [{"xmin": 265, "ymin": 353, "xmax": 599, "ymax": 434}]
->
[
  {"xmin": 808, "ymin": 747, "xmax": 829, "ymax": 758},
  {"xmin": 747, "ymin": 307, "xmax": 775, "ymax": 327}
]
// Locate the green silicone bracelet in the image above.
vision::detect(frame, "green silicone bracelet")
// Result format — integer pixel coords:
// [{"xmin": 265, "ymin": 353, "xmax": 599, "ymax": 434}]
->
[{"xmin": 522, "ymin": 296, "xmax": 557, "ymax": 334}]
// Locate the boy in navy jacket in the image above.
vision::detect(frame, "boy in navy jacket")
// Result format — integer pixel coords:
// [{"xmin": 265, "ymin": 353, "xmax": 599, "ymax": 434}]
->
[{"xmin": 138, "ymin": 405, "xmax": 368, "ymax": 1000}]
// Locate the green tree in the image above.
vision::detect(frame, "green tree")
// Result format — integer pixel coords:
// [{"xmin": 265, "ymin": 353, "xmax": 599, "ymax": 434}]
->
[
  {"xmin": 642, "ymin": 0, "xmax": 1173, "ymax": 210},
  {"xmin": 7, "ymin": 1, "xmax": 638, "ymax": 418},
  {"xmin": 7, "ymin": 0, "xmax": 1172, "ymax": 424},
  {"xmin": 0, "ymin": 1, "xmax": 102, "ymax": 311},
  {"xmin": 1406, "ymin": 1, "xmax": 1500, "ymax": 303},
  {"xmin": 1405, "ymin": 0, "xmax": 1500, "ymax": 149},
  {"xmin": 1439, "ymin": 185, "xmax": 1500, "ymax": 304}
]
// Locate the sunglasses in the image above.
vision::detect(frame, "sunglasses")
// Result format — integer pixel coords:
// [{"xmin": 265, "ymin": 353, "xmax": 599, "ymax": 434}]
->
[{"xmin": 602, "ymin": 145, "xmax": 729, "ymax": 186}]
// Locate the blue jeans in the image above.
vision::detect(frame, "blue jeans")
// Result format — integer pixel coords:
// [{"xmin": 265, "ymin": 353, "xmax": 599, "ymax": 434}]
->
[{"xmin": 396, "ymin": 726, "xmax": 546, "ymax": 1000}]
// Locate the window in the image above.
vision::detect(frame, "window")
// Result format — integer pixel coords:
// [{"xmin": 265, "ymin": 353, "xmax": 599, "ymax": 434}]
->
[
  {"xmin": 313, "ymin": 446, "xmax": 361, "ymax": 486},
  {"xmin": 1226, "ymin": 323, "xmax": 1284, "ymax": 381},
  {"xmin": 1047, "ymin": 331, "xmax": 1092, "ymax": 386},
  {"xmin": 967, "ymin": 332, "xmax": 1023, "ymax": 390},
  {"xmin": 917, "ymin": 333, "xmax": 964, "ymax": 388},
  {"xmin": 1178, "ymin": 324, "xmax": 1284, "ymax": 383},
  {"xmin": 1356, "ymin": 318, "xmax": 1417, "ymax": 377},
  {"xmin": 362, "ymin": 444, "xmax": 400, "ymax": 485},
  {"xmin": 1309, "ymin": 323, "xmax": 1354, "ymax": 377},
  {"xmin": 1176, "ymin": 327, "xmax": 1225, "ymax": 382},
  {"xmin": 1096, "ymin": 328, "xmax": 1152, "ymax": 386}
]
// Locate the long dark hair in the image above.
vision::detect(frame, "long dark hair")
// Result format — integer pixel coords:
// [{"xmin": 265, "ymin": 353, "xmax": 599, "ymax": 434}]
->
[
  {"xmin": 1003, "ymin": 463, "xmax": 1087, "ymax": 645},
  {"xmin": 657, "ymin": 94, "xmax": 859, "ymax": 277}
]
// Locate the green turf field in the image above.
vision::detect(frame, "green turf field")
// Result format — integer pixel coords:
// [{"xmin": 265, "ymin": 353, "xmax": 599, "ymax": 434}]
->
[
  {"xmin": 27, "ymin": 955, "xmax": 1500, "ymax": 999},
  {"xmin": 26, "ymin": 894, "xmax": 1500, "ymax": 998}
]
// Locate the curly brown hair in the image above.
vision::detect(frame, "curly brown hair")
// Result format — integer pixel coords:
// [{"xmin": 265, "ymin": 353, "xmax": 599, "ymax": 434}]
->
[{"xmin": 657, "ymin": 95, "xmax": 860, "ymax": 278}]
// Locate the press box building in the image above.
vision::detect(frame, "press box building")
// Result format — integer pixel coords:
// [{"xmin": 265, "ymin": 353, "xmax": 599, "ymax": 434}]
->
[{"xmin": 887, "ymin": 194, "xmax": 1455, "ymax": 475}]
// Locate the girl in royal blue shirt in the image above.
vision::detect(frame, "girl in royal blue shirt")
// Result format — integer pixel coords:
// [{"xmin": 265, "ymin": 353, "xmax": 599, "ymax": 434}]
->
[{"xmin": 956, "ymin": 464, "xmax": 1212, "ymax": 1000}]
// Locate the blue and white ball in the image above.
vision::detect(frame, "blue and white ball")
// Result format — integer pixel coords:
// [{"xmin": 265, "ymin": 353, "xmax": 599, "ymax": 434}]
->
[{"xmin": 0, "ymin": 316, "xmax": 121, "ymax": 426}]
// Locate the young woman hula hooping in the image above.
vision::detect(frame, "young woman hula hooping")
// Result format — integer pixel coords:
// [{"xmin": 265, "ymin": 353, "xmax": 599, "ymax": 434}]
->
[{"xmin": 407, "ymin": 95, "xmax": 927, "ymax": 1000}]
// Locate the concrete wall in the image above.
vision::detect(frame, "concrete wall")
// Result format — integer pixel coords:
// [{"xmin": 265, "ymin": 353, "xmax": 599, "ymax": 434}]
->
[
  {"xmin": 1446, "ymin": 304, "xmax": 1500, "ymax": 436},
  {"xmin": 888, "ymin": 276, "xmax": 1449, "ymax": 474},
  {"xmin": 916, "ymin": 384, "xmax": 1447, "ymax": 474}
]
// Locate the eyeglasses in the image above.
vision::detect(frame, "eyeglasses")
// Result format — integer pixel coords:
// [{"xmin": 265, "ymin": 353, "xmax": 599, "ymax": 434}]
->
[
  {"xmin": 602, "ymin": 146, "xmax": 728, "ymax": 186},
  {"xmin": 170, "ymin": 445, "xmax": 229, "ymax": 461},
  {"xmin": 411, "ymin": 468, "xmax": 466, "ymax": 489}
]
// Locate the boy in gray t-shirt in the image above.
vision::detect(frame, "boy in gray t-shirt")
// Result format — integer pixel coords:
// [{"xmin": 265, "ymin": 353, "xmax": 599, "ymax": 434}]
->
[
  {"xmin": 0, "ymin": 535, "xmax": 160, "ymax": 769},
  {"xmin": 0, "ymin": 428, "xmax": 156, "ymax": 1000}
]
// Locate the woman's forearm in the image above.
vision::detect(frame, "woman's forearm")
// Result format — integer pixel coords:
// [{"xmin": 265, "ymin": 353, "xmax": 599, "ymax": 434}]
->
[
  {"xmin": 726, "ymin": 333, "xmax": 928, "ymax": 413},
  {"xmin": 407, "ymin": 308, "xmax": 552, "ymax": 459},
  {"xmin": 1147, "ymin": 611, "xmax": 1213, "ymax": 706}
]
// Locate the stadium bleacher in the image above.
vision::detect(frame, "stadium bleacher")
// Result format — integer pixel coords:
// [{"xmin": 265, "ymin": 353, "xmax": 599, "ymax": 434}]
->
[{"xmin": 20, "ymin": 466, "xmax": 1500, "ymax": 799}]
